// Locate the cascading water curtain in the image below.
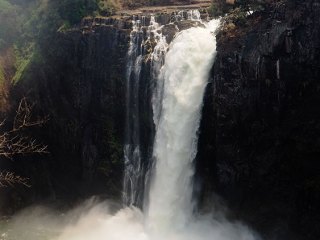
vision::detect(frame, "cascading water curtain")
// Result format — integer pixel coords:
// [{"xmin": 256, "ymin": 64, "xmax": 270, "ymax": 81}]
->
[{"xmin": 147, "ymin": 18, "xmax": 221, "ymax": 235}]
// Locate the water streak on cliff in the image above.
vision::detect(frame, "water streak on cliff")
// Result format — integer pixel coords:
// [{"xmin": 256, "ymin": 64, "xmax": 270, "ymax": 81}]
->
[{"xmin": 123, "ymin": 15, "xmax": 145, "ymax": 206}]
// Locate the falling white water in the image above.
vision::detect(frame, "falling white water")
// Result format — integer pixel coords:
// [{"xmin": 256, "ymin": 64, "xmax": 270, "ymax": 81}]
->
[
  {"xmin": 172, "ymin": 9, "xmax": 201, "ymax": 22},
  {"xmin": 151, "ymin": 9, "xmax": 203, "ymax": 128},
  {"xmin": 149, "ymin": 19, "xmax": 168, "ymax": 128},
  {"xmin": 147, "ymin": 19, "xmax": 220, "ymax": 234},
  {"xmin": 124, "ymin": 10, "xmax": 207, "ymax": 208},
  {"xmin": 187, "ymin": 9, "xmax": 201, "ymax": 21}
]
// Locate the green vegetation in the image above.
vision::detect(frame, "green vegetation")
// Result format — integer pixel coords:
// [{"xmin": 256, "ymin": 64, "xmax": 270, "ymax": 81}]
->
[
  {"xmin": 235, "ymin": 0, "xmax": 270, "ymax": 10},
  {"xmin": 209, "ymin": 0, "xmax": 232, "ymax": 17},
  {"xmin": 222, "ymin": 7, "xmax": 249, "ymax": 26},
  {"xmin": 209, "ymin": 0, "xmax": 271, "ymax": 17},
  {"xmin": 98, "ymin": 0, "xmax": 120, "ymax": 16},
  {"xmin": 99, "ymin": 118, "xmax": 123, "ymax": 177},
  {"xmin": 55, "ymin": 0, "xmax": 98, "ymax": 25},
  {"xmin": 12, "ymin": 44, "xmax": 36, "ymax": 83},
  {"xmin": 0, "ymin": 65, "xmax": 4, "ymax": 85},
  {"xmin": 0, "ymin": 0, "xmax": 108, "ymax": 84}
]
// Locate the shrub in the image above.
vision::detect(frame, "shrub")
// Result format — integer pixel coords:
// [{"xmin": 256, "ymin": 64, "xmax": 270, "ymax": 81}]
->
[{"xmin": 98, "ymin": 0, "xmax": 120, "ymax": 16}]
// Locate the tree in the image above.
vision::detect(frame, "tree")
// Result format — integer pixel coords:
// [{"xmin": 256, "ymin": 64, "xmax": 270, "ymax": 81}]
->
[{"xmin": 0, "ymin": 98, "xmax": 48, "ymax": 187}]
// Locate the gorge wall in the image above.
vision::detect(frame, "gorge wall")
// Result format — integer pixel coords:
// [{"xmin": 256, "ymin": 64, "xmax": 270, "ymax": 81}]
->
[
  {"xmin": 0, "ymin": 1, "xmax": 319, "ymax": 239},
  {"xmin": 1, "ymin": 18, "xmax": 131, "ymax": 210},
  {"xmin": 198, "ymin": 1, "xmax": 320, "ymax": 239}
]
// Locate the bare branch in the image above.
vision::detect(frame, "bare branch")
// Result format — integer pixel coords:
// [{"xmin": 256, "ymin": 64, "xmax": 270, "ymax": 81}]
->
[
  {"xmin": 0, "ymin": 97, "xmax": 49, "ymax": 158},
  {"xmin": 0, "ymin": 119, "xmax": 5, "ymax": 127},
  {"xmin": 0, "ymin": 171, "xmax": 30, "ymax": 188},
  {"xmin": 0, "ymin": 134, "xmax": 48, "ymax": 158},
  {"xmin": 12, "ymin": 97, "xmax": 49, "ymax": 132},
  {"xmin": 0, "ymin": 98, "xmax": 49, "ymax": 187}
]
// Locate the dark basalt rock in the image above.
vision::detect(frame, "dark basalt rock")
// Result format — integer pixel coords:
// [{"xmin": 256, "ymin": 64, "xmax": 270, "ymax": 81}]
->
[
  {"xmin": 0, "ymin": 24, "xmax": 130, "ymax": 213},
  {"xmin": 197, "ymin": 1, "xmax": 320, "ymax": 239}
]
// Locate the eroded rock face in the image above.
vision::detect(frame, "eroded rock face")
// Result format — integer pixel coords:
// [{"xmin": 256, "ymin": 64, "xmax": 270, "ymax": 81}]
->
[
  {"xmin": 198, "ymin": 1, "xmax": 320, "ymax": 239},
  {"xmin": 0, "ymin": 23, "xmax": 130, "ymax": 213}
]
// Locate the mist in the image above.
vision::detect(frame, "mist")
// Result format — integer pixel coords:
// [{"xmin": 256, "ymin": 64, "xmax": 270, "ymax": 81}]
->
[{"xmin": 0, "ymin": 198, "xmax": 260, "ymax": 240}]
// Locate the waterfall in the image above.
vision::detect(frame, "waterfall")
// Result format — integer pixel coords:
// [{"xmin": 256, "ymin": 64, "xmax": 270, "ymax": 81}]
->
[
  {"xmin": 53, "ymin": 11, "xmax": 258, "ymax": 240},
  {"xmin": 147, "ymin": 19, "xmax": 220, "ymax": 234},
  {"xmin": 123, "ymin": 10, "xmax": 206, "ymax": 207},
  {"xmin": 3, "ymin": 9, "xmax": 263, "ymax": 240},
  {"xmin": 123, "ymin": 11, "xmax": 225, "ymax": 231}
]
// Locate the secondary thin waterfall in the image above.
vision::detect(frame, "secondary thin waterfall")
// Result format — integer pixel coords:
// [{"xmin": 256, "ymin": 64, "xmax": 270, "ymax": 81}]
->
[
  {"xmin": 123, "ymin": 15, "xmax": 144, "ymax": 206},
  {"xmin": 123, "ymin": 14, "xmax": 166, "ymax": 207},
  {"xmin": 147, "ymin": 19, "xmax": 220, "ymax": 233}
]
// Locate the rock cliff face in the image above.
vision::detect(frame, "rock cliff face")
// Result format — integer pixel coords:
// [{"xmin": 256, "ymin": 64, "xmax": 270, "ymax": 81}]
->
[
  {"xmin": 198, "ymin": 1, "xmax": 320, "ymax": 239},
  {"xmin": 1, "ymin": 19, "xmax": 131, "ymax": 212},
  {"xmin": 1, "ymin": 2, "xmax": 319, "ymax": 239}
]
